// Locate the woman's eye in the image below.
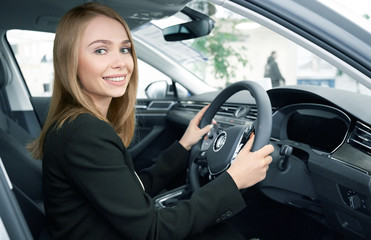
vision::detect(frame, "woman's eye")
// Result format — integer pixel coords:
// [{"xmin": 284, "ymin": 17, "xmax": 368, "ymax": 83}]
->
[
  {"xmin": 94, "ymin": 48, "xmax": 107, "ymax": 55},
  {"xmin": 121, "ymin": 47, "xmax": 131, "ymax": 54}
]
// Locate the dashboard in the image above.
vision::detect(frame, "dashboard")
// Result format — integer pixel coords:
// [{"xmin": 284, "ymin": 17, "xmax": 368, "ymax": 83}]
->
[{"xmin": 167, "ymin": 85, "xmax": 371, "ymax": 239}]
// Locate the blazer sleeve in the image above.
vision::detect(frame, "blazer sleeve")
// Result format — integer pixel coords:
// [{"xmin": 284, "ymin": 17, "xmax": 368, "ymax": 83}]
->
[
  {"xmin": 63, "ymin": 116, "xmax": 246, "ymax": 240},
  {"xmin": 139, "ymin": 141, "xmax": 189, "ymax": 196}
]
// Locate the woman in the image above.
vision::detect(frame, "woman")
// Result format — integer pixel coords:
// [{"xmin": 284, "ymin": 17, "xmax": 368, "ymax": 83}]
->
[{"xmin": 29, "ymin": 3, "xmax": 273, "ymax": 240}]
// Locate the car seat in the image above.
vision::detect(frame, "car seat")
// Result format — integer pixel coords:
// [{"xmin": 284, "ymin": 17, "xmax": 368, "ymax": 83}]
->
[{"xmin": 0, "ymin": 58, "xmax": 50, "ymax": 239}]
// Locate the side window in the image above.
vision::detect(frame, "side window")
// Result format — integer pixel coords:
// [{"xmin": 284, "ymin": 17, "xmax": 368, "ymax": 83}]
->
[
  {"xmin": 7, "ymin": 30, "xmax": 54, "ymax": 97},
  {"xmin": 6, "ymin": 30, "xmax": 188, "ymax": 99},
  {"xmin": 136, "ymin": 60, "xmax": 171, "ymax": 99}
]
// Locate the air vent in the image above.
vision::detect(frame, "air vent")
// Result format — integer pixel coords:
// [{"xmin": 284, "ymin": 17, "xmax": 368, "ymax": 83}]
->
[
  {"xmin": 244, "ymin": 106, "xmax": 277, "ymax": 120},
  {"xmin": 245, "ymin": 106, "xmax": 258, "ymax": 120},
  {"xmin": 178, "ymin": 102, "xmax": 277, "ymax": 120},
  {"xmin": 178, "ymin": 102, "xmax": 206, "ymax": 111},
  {"xmin": 348, "ymin": 121, "xmax": 371, "ymax": 156},
  {"xmin": 177, "ymin": 102, "xmax": 239, "ymax": 116},
  {"xmin": 217, "ymin": 104, "xmax": 238, "ymax": 117}
]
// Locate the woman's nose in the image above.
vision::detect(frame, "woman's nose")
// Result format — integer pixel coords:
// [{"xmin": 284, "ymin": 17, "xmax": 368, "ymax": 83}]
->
[{"xmin": 111, "ymin": 51, "xmax": 126, "ymax": 69}]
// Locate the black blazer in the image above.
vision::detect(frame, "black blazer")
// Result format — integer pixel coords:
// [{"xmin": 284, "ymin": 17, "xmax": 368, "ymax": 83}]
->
[{"xmin": 42, "ymin": 113, "xmax": 246, "ymax": 240}]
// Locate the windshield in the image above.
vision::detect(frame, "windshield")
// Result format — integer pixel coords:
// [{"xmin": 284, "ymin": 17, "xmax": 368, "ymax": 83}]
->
[{"xmin": 132, "ymin": 0, "xmax": 371, "ymax": 95}]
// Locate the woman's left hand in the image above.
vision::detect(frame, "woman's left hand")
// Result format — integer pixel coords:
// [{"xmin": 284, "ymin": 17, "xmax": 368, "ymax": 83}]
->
[{"xmin": 179, "ymin": 106, "xmax": 215, "ymax": 151}]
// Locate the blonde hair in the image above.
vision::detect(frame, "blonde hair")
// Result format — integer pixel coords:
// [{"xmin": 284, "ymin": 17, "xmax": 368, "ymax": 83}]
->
[{"xmin": 28, "ymin": 2, "xmax": 138, "ymax": 159}]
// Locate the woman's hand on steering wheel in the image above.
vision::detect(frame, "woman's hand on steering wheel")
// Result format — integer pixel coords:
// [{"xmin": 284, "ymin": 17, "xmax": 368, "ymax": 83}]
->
[
  {"xmin": 179, "ymin": 106, "xmax": 216, "ymax": 151},
  {"xmin": 227, "ymin": 134, "xmax": 274, "ymax": 189}
]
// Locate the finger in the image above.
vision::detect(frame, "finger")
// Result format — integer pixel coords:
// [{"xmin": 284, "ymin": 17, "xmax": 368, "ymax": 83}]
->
[
  {"xmin": 241, "ymin": 134, "xmax": 255, "ymax": 153},
  {"xmin": 254, "ymin": 144, "xmax": 274, "ymax": 158},
  {"xmin": 192, "ymin": 105, "xmax": 210, "ymax": 125},
  {"xmin": 249, "ymin": 132, "xmax": 255, "ymax": 139},
  {"xmin": 265, "ymin": 155, "xmax": 273, "ymax": 164},
  {"xmin": 200, "ymin": 124, "xmax": 213, "ymax": 136},
  {"xmin": 265, "ymin": 156, "xmax": 272, "ymax": 171},
  {"xmin": 262, "ymin": 144, "xmax": 274, "ymax": 155}
]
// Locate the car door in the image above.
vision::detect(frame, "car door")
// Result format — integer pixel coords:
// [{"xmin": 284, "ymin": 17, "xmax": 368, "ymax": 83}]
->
[{"xmin": 132, "ymin": 94, "xmax": 180, "ymax": 170}]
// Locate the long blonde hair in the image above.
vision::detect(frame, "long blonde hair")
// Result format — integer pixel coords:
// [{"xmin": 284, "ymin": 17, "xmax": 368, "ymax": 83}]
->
[{"xmin": 28, "ymin": 2, "xmax": 138, "ymax": 159}]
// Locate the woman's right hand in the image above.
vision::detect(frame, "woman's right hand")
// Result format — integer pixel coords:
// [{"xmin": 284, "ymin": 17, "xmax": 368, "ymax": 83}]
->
[{"xmin": 227, "ymin": 134, "xmax": 274, "ymax": 189}]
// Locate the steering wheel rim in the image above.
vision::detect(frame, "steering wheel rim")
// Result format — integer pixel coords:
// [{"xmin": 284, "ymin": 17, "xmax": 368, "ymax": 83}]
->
[{"xmin": 189, "ymin": 80, "xmax": 272, "ymax": 190}]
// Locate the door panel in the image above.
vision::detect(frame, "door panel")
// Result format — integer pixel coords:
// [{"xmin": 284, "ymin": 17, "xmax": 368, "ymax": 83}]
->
[{"xmin": 130, "ymin": 99, "xmax": 180, "ymax": 171}]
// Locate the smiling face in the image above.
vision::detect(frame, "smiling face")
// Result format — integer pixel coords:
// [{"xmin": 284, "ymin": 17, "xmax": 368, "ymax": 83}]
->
[{"xmin": 77, "ymin": 14, "xmax": 134, "ymax": 115}]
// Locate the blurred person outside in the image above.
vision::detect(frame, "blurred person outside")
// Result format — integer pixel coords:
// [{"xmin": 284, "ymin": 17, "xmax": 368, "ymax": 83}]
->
[{"xmin": 264, "ymin": 51, "xmax": 285, "ymax": 87}]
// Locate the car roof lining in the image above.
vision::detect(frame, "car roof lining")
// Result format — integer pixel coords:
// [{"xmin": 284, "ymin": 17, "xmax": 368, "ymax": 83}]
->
[{"xmin": 0, "ymin": 0, "xmax": 192, "ymax": 32}]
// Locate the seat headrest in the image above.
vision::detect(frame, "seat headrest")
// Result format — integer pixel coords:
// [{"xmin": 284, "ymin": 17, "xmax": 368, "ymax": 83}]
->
[{"xmin": 0, "ymin": 60, "xmax": 7, "ymax": 90}]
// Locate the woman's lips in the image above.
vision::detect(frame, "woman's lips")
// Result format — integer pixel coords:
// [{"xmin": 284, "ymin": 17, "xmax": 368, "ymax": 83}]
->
[
  {"xmin": 103, "ymin": 76, "xmax": 125, "ymax": 82},
  {"xmin": 103, "ymin": 75, "xmax": 126, "ymax": 86}
]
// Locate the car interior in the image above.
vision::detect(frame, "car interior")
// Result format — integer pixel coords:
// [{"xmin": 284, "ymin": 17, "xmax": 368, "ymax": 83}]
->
[
  {"xmin": 0, "ymin": 58, "xmax": 49, "ymax": 239},
  {"xmin": 0, "ymin": 0, "xmax": 371, "ymax": 240}
]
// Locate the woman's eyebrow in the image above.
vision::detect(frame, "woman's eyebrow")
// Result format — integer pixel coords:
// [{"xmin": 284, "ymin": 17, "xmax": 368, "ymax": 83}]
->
[
  {"xmin": 88, "ymin": 39, "xmax": 131, "ymax": 46},
  {"xmin": 122, "ymin": 39, "xmax": 131, "ymax": 45},
  {"xmin": 88, "ymin": 39, "xmax": 112, "ymax": 46}
]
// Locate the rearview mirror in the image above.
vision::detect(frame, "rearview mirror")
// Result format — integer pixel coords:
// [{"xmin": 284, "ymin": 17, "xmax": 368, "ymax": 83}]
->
[{"xmin": 163, "ymin": 7, "xmax": 215, "ymax": 41}]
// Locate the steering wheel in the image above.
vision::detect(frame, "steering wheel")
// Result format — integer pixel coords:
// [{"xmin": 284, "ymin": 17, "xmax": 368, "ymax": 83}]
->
[{"xmin": 189, "ymin": 81, "xmax": 272, "ymax": 190}]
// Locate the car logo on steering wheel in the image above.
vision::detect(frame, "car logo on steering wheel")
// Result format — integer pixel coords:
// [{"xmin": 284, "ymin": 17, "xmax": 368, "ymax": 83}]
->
[{"xmin": 213, "ymin": 131, "xmax": 227, "ymax": 152}]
